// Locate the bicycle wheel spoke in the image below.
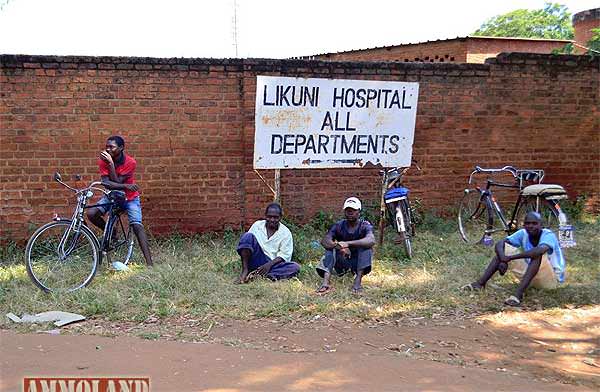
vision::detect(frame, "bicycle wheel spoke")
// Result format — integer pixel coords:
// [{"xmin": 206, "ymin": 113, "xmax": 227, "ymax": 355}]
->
[{"xmin": 26, "ymin": 222, "xmax": 98, "ymax": 292}]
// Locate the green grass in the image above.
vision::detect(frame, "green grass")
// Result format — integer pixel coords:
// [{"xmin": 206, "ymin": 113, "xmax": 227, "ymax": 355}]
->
[{"xmin": 1, "ymin": 215, "xmax": 598, "ymax": 328}]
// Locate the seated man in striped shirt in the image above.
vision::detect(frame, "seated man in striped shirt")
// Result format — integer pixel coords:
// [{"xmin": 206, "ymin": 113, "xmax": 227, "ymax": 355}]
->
[{"xmin": 235, "ymin": 203, "xmax": 300, "ymax": 284}]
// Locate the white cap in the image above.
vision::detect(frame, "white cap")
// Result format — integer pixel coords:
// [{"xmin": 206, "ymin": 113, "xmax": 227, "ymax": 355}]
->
[{"xmin": 343, "ymin": 197, "xmax": 361, "ymax": 210}]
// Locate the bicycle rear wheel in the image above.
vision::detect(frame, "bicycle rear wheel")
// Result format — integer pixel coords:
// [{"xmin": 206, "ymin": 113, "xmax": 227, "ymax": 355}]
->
[
  {"xmin": 26, "ymin": 221, "xmax": 99, "ymax": 292},
  {"xmin": 458, "ymin": 189, "xmax": 491, "ymax": 244},
  {"xmin": 516, "ymin": 197, "xmax": 560, "ymax": 235},
  {"xmin": 105, "ymin": 215, "xmax": 134, "ymax": 266}
]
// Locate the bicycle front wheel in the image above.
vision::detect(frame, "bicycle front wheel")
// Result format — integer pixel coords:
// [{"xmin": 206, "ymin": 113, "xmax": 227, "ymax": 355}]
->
[
  {"xmin": 458, "ymin": 189, "xmax": 491, "ymax": 244},
  {"xmin": 26, "ymin": 221, "xmax": 99, "ymax": 292},
  {"xmin": 399, "ymin": 199, "xmax": 413, "ymax": 258}
]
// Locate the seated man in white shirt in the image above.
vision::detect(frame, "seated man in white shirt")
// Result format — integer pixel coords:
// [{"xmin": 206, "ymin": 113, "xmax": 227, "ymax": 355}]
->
[{"xmin": 235, "ymin": 203, "xmax": 300, "ymax": 284}]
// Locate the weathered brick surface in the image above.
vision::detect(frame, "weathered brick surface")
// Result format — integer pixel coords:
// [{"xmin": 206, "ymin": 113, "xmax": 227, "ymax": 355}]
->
[
  {"xmin": 310, "ymin": 37, "xmax": 569, "ymax": 64},
  {"xmin": 1, "ymin": 53, "xmax": 598, "ymax": 241}
]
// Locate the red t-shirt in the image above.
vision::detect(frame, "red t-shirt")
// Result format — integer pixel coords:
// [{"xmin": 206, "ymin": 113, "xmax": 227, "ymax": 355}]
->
[{"xmin": 98, "ymin": 154, "xmax": 140, "ymax": 201}]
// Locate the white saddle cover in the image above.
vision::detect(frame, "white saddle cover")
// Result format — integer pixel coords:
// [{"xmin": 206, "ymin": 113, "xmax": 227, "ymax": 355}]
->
[{"xmin": 521, "ymin": 184, "xmax": 566, "ymax": 196}]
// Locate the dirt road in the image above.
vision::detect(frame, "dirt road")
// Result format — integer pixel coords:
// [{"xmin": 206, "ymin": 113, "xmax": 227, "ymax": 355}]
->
[
  {"xmin": 0, "ymin": 331, "xmax": 589, "ymax": 392},
  {"xmin": 2, "ymin": 306, "xmax": 598, "ymax": 391}
]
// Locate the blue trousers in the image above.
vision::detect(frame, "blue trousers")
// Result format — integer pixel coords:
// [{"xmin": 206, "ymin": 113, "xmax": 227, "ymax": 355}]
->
[
  {"xmin": 236, "ymin": 232, "xmax": 300, "ymax": 280},
  {"xmin": 316, "ymin": 248, "xmax": 373, "ymax": 278}
]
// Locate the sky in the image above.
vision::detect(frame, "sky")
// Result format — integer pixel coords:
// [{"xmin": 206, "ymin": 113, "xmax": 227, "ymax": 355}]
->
[{"xmin": 0, "ymin": 0, "xmax": 597, "ymax": 59}]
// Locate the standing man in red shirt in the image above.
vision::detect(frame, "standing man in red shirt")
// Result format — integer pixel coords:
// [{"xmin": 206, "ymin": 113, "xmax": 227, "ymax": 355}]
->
[{"xmin": 86, "ymin": 135, "xmax": 153, "ymax": 266}]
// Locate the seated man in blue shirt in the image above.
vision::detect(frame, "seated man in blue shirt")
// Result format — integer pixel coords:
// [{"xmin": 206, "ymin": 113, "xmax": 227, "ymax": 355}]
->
[
  {"xmin": 235, "ymin": 203, "xmax": 300, "ymax": 284},
  {"xmin": 316, "ymin": 197, "xmax": 376, "ymax": 295},
  {"xmin": 463, "ymin": 211, "xmax": 566, "ymax": 306}
]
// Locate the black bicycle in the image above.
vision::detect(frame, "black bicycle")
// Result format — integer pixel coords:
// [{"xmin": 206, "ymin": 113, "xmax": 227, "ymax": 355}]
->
[
  {"xmin": 458, "ymin": 165, "xmax": 574, "ymax": 246},
  {"xmin": 25, "ymin": 173, "xmax": 135, "ymax": 292}
]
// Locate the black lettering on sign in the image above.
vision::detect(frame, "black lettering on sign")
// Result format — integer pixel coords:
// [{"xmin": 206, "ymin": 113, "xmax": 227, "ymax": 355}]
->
[
  {"xmin": 332, "ymin": 88, "xmax": 344, "ymax": 108},
  {"xmin": 283, "ymin": 134, "xmax": 295, "ymax": 154},
  {"xmin": 318, "ymin": 134, "xmax": 329, "ymax": 154},
  {"xmin": 263, "ymin": 85, "xmax": 275, "ymax": 106},
  {"xmin": 294, "ymin": 134, "xmax": 306, "ymax": 153},
  {"xmin": 388, "ymin": 135, "xmax": 400, "ymax": 153},
  {"xmin": 402, "ymin": 89, "xmax": 412, "ymax": 109},
  {"xmin": 305, "ymin": 135, "xmax": 316, "ymax": 154},
  {"xmin": 271, "ymin": 135, "xmax": 283, "ymax": 154},
  {"xmin": 321, "ymin": 112, "xmax": 334, "ymax": 131},
  {"xmin": 341, "ymin": 134, "xmax": 357, "ymax": 153},
  {"xmin": 356, "ymin": 135, "xmax": 368, "ymax": 154}
]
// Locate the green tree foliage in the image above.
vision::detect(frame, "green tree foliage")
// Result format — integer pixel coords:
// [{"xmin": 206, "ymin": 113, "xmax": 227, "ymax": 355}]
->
[
  {"xmin": 587, "ymin": 28, "xmax": 600, "ymax": 56},
  {"xmin": 473, "ymin": 2, "xmax": 574, "ymax": 40}
]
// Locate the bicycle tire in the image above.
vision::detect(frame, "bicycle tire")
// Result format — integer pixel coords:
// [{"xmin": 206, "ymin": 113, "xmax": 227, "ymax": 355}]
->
[
  {"xmin": 516, "ymin": 197, "xmax": 560, "ymax": 235},
  {"xmin": 400, "ymin": 199, "xmax": 413, "ymax": 258},
  {"xmin": 105, "ymin": 215, "xmax": 135, "ymax": 266},
  {"xmin": 25, "ymin": 221, "xmax": 99, "ymax": 293},
  {"xmin": 458, "ymin": 189, "xmax": 492, "ymax": 244}
]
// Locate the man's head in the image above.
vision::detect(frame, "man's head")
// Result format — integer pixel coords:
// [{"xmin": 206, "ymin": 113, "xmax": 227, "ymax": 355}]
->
[
  {"xmin": 343, "ymin": 197, "xmax": 361, "ymax": 222},
  {"xmin": 105, "ymin": 136, "xmax": 125, "ymax": 160},
  {"xmin": 523, "ymin": 211, "xmax": 542, "ymax": 236},
  {"xmin": 264, "ymin": 202, "xmax": 283, "ymax": 231}
]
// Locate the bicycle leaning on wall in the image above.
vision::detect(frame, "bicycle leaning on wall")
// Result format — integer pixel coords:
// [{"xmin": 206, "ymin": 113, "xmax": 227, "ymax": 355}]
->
[
  {"xmin": 378, "ymin": 161, "xmax": 421, "ymax": 258},
  {"xmin": 457, "ymin": 165, "xmax": 576, "ymax": 247},
  {"xmin": 25, "ymin": 173, "xmax": 135, "ymax": 292}
]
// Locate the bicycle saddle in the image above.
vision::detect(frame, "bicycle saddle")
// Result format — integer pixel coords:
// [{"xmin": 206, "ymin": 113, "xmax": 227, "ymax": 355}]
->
[{"xmin": 521, "ymin": 184, "xmax": 567, "ymax": 196}]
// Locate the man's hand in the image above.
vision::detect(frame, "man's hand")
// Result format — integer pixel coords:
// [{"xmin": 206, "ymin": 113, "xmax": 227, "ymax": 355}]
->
[
  {"xmin": 337, "ymin": 241, "xmax": 351, "ymax": 258},
  {"xmin": 256, "ymin": 261, "xmax": 274, "ymax": 276},
  {"xmin": 100, "ymin": 151, "xmax": 114, "ymax": 165},
  {"xmin": 124, "ymin": 183, "xmax": 140, "ymax": 192}
]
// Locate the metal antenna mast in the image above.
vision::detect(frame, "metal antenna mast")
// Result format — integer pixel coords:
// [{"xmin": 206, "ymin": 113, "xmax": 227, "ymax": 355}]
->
[{"xmin": 232, "ymin": 0, "xmax": 239, "ymax": 57}]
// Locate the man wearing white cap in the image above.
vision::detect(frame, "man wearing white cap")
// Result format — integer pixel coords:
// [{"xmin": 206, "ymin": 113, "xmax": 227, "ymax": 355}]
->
[{"xmin": 316, "ymin": 197, "xmax": 375, "ymax": 295}]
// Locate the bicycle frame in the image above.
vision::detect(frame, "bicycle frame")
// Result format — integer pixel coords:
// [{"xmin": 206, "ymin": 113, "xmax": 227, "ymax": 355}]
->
[
  {"xmin": 52, "ymin": 173, "xmax": 120, "ymax": 256},
  {"xmin": 467, "ymin": 166, "xmax": 545, "ymax": 236}
]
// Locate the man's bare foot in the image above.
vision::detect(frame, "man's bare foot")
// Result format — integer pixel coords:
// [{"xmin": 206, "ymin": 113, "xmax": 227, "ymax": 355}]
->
[{"xmin": 235, "ymin": 271, "xmax": 249, "ymax": 284}]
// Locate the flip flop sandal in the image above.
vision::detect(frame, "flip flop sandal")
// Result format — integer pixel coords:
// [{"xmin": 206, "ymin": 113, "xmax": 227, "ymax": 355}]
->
[
  {"xmin": 315, "ymin": 285, "xmax": 334, "ymax": 296},
  {"xmin": 351, "ymin": 287, "xmax": 364, "ymax": 296},
  {"xmin": 460, "ymin": 283, "xmax": 483, "ymax": 292},
  {"xmin": 504, "ymin": 295, "xmax": 521, "ymax": 307},
  {"xmin": 245, "ymin": 270, "xmax": 261, "ymax": 282}
]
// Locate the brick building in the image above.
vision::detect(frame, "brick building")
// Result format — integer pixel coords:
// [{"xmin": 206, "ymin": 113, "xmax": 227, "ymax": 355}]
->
[
  {"xmin": 305, "ymin": 7, "xmax": 599, "ymax": 63},
  {"xmin": 305, "ymin": 36, "xmax": 570, "ymax": 64},
  {"xmin": 573, "ymin": 8, "xmax": 600, "ymax": 54}
]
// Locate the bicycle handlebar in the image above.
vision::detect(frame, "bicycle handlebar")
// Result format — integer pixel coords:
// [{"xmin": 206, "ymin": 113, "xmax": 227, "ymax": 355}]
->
[
  {"xmin": 54, "ymin": 173, "xmax": 108, "ymax": 196},
  {"xmin": 468, "ymin": 165, "xmax": 517, "ymax": 184}
]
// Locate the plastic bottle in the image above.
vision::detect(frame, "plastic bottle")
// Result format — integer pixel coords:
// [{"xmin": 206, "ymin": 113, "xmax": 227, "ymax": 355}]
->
[{"xmin": 558, "ymin": 210, "xmax": 568, "ymax": 226}]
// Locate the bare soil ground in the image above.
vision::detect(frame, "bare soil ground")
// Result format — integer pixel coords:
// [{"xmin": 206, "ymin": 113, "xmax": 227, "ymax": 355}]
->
[{"xmin": 2, "ymin": 306, "xmax": 598, "ymax": 391}]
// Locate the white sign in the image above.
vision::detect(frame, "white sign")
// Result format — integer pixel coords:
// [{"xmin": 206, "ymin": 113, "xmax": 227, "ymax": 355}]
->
[{"xmin": 254, "ymin": 76, "xmax": 419, "ymax": 169}]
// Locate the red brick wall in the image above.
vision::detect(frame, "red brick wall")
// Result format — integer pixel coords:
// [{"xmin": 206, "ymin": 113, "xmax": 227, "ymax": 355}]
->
[{"xmin": 1, "ymin": 53, "xmax": 598, "ymax": 241}]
